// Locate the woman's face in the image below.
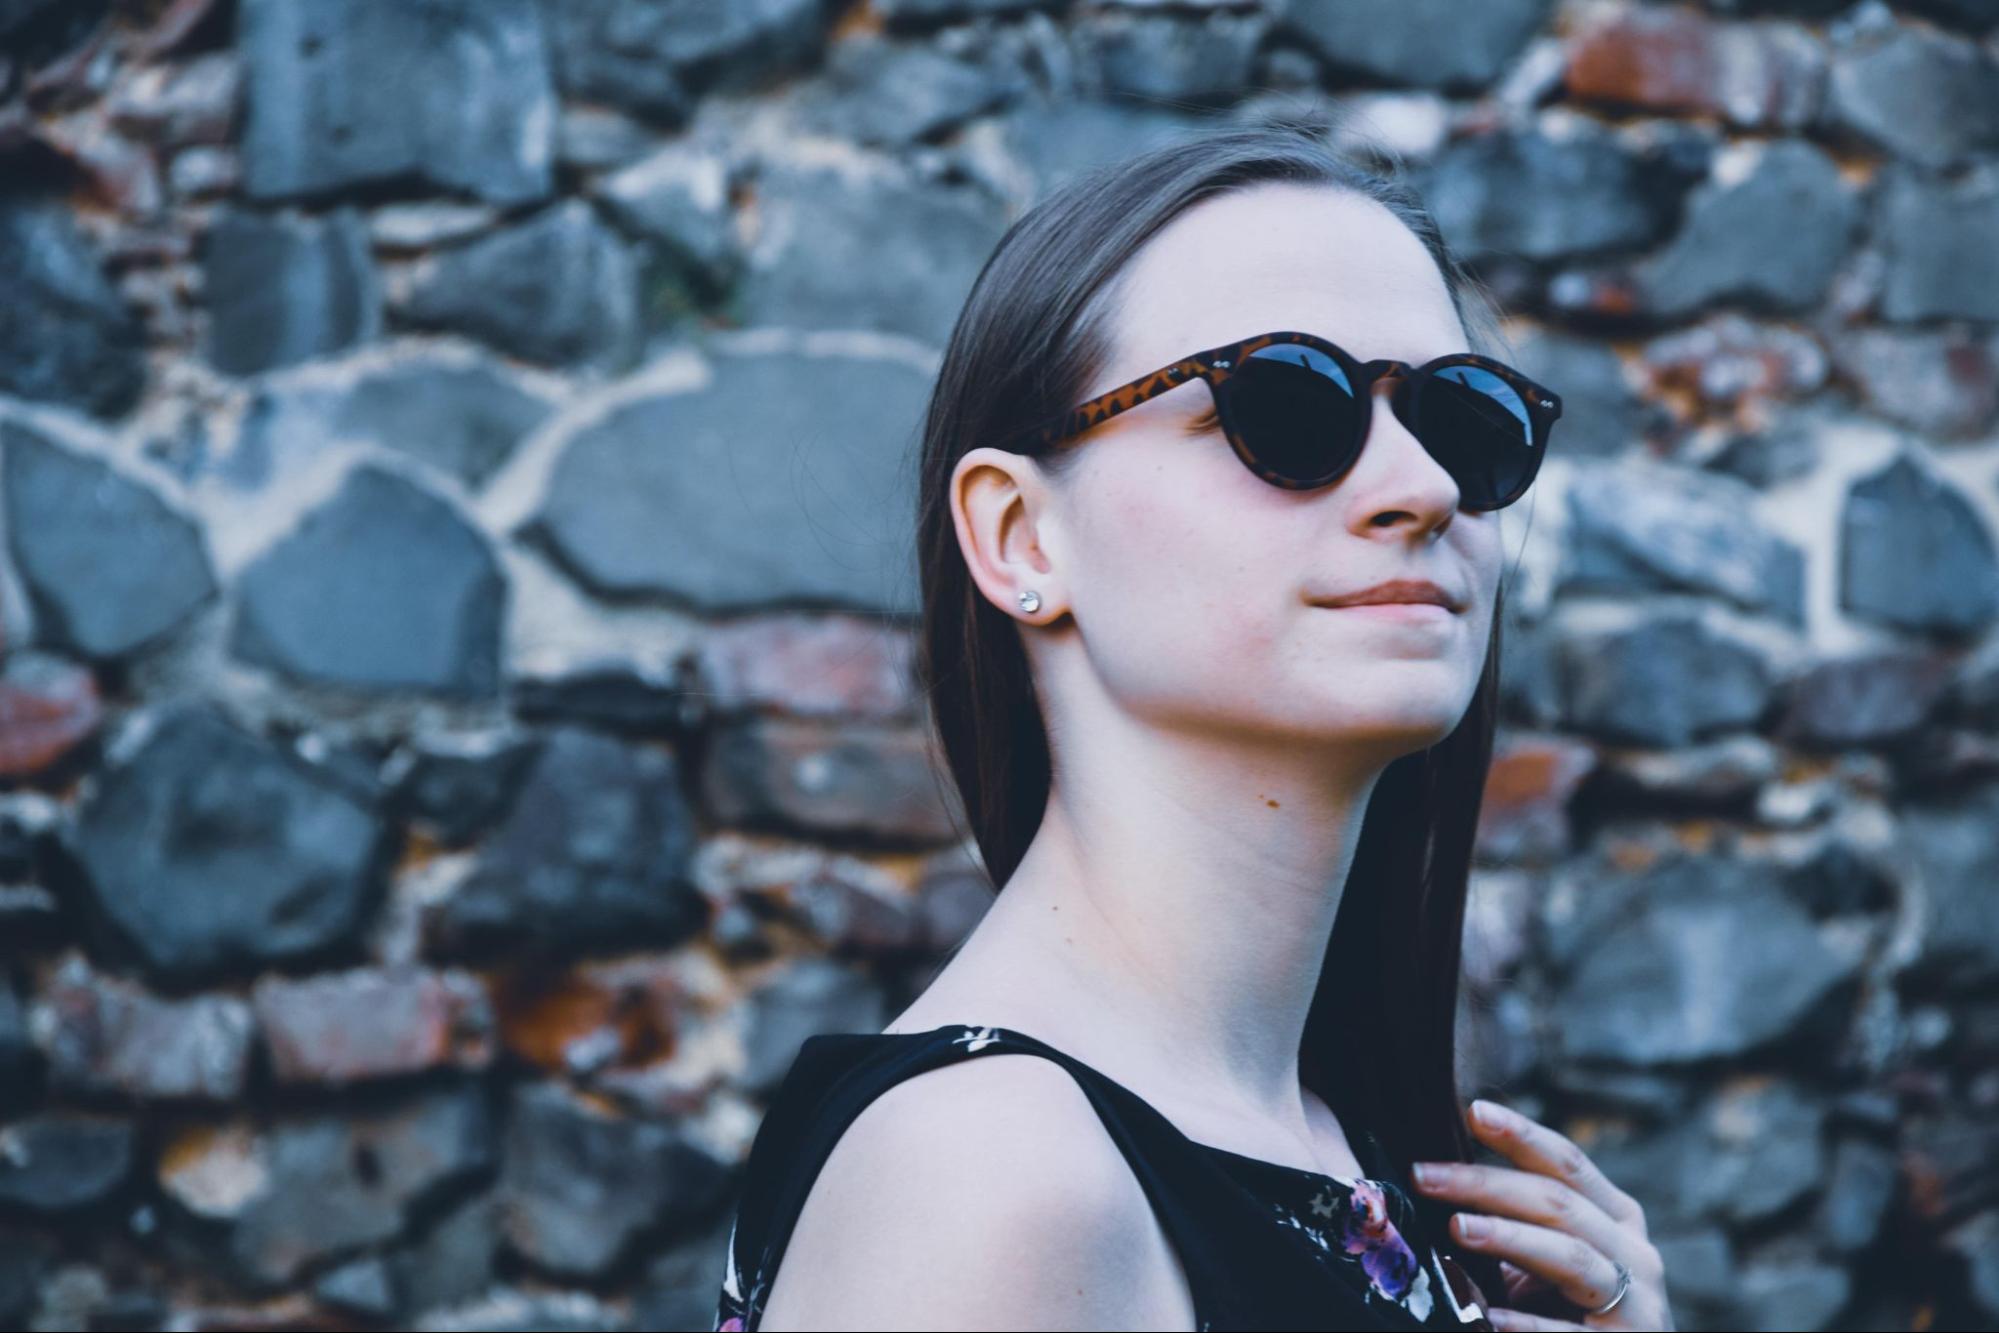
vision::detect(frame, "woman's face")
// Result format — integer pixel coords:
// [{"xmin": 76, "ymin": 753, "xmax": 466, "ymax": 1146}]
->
[{"xmin": 965, "ymin": 182, "xmax": 1507, "ymax": 765}]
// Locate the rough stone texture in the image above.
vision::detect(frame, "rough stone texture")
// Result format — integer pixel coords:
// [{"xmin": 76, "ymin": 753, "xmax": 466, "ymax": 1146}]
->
[
  {"xmin": 67, "ymin": 702, "xmax": 388, "ymax": 984},
  {"xmin": 1417, "ymin": 121, "xmax": 1684, "ymax": 264},
  {"xmin": 30, "ymin": 954, "xmax": 254, "ymax": 1100},
  {"xmin": 497, "ymin": 1080, "xmax": 727, "ymax": 1278},
  {"xmin": 1549, "ymin": 861, "xmax": 1857, "ymax": 1065},
  {"xmin": 528, "ymin": 349, "xmax": 929, "ymax": 614},
  {"xmin": 1562, "ymin": 459, "xmax": 1806, "ymax": 624},
  {"xmin": 0, "ymin": 650, "xmax": 104, "ymax": 779},
  {"xmin": 6, "ymin": 1, "xmax": 1999, "ymax": 1328},
  {"xmin": 1557, "ymin": 615, "xmax": 1774, "ymax": 748},
  {"xmin": 1839, "ymin": 454, "xmax": 1999, "ymax": 637},
  {"xmin": 1279, "ymin": 0, "xmax": 1553, "ymax": 92},
  {"xmin": 733, "ymin": 163, "xmax": 1008, "ymax": 346},
  {"xmin": 426, "ymin": 727, "xmax": 706, "ymax": 960},
  {"xmin": 1823, "ymin": 21, "xmax": 1999, "ymax": 169},
  {"xmin": 1876, "ymin": 164, "xmax": 1999, "ymax": 323},
  {"xmin": 1631, "ymin": 138, "xmax": 1858, "ymax": 317},
  {"xmin": 223, "ymin": 1082, "xmax": 496, "ymax": 1286},
  {"xmin": 230, "ymin": 464, "xmax": 506, "ymax": 698},
  {"xmin": 201, "ymin": 207, "xmax": 382, "ymax": 376},
  {"xmin": 237, "ymin": 356, "xmax": 554, "ymax": 491},
  {"xmin": 252, "ymin": 965, "xmax": 495, "ymax": 1085},
  {"xmin": 0, "ymin": 1112, "xmax": 135, "ymax": 1213},
  {"xmin": 0, "ymin": 195, "xmax": 146, "ymax": 419},
  {"xmin": 398, "ymin": 201, "xmax": 639, "ymax": 369},
  {"xmin": 237, "ymin": 0, "xmax": 556, "ymax": 205},
  {"xmin": 2, "ymin": 422, "xmax": 217, "ymax": 663}
]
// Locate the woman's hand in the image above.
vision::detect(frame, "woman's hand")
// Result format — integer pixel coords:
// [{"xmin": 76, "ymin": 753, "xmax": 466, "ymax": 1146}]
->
[{"xmin": 1410, "ymin": 1098, "xmax": 1675, "ymax": 1331}]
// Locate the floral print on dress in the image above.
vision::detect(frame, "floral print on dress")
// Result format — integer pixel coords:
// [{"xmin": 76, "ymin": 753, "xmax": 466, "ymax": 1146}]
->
[{"xmin": 1270, "ymin": 1174, "xmax": 1437, "ymax": 1323}]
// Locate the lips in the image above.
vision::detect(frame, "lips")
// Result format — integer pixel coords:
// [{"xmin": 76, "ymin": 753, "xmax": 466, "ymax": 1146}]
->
[{"xmin": 1312, "ymin": 579, "xmax": 1463, "ymax": 612}]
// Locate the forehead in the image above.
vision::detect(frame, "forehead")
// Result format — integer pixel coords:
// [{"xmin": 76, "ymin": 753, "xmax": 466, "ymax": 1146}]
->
[{"xmin": 1101, "ymin": 182, "xmax": 1467, "ymax": 384}]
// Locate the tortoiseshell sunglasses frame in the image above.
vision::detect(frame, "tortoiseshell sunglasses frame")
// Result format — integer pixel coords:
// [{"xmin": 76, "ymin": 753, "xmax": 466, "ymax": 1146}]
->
[{"xmin": 1003, "ymin": 330, "xmax": 1563, "ymax": 510}]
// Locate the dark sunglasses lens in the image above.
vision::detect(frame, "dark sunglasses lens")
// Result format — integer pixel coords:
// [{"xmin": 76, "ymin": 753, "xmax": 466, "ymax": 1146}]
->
[
  {"xmin": 1225, "ymin": 344, "xmax": 1365, "ymax": 484},
  {"xmin": 1415, "ymin": 365, "xmax": 1539, "ymax": 509},
  {"xmin": 1226, "ymin": 347, "xmax": 1544, "ymax": 508}
]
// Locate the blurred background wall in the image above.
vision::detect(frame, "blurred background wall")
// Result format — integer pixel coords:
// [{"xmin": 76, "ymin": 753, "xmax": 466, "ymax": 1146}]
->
[{"xmin": 1, "ymin": 0, "xmax": 1997, "ymax": 1328}]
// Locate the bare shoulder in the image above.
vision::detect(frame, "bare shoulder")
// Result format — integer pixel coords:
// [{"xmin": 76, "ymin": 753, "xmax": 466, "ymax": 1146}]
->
[{"xmin": 755, "ymin": 1051, "xmax": 1196, "ymax": 1332}]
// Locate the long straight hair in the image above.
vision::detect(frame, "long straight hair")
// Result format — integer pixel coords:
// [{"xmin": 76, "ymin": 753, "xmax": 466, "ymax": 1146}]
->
[{"xmin": 910, "ymin": 103, "xmax": 1514, "ymax": 1297}]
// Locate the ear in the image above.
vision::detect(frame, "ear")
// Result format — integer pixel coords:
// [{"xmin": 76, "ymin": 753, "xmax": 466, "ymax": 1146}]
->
[{"xmin": 949, "ymin": 447, "xmax": 1063, "ymax": 624}]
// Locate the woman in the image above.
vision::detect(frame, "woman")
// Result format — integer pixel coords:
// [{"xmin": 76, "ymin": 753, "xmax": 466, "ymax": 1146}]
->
[{"xmin": 714, "ymin": 107, "xmax": 1674, "ymax": 1332}]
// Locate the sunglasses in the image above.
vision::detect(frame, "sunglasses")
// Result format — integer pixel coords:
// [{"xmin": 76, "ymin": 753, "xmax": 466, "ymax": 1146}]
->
[{"xmin": 1005, "ymin": 330, "xmax": 1561, "ymax": 513}]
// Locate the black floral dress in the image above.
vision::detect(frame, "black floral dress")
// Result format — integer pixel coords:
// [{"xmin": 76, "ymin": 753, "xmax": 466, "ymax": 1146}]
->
[{"xmin": 714, "ymin": 1023, "xmax": 1495, "ymax": 1332}]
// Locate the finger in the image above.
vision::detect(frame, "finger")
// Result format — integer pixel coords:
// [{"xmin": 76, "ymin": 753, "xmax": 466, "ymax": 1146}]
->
[
  {"xmin": 1412, "ymin": 1160, "xmax": 1630, "ymax": 1269},
  {"xmin": 1495, "ymin": 1311, "xmax": 1583, "ymax": 1327},
  {"xmin": 1449, "ymin": 1211, "xmax": 1627, "ymax": 1314},
  {"xmin": 1463, "ymin": 1099, "xmax": 1647, "ymax": 1229}
]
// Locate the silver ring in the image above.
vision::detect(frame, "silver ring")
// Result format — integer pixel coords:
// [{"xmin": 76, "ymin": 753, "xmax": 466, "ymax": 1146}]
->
[{"xmin": 1586, "ymin": 1259, "xmax": 1631, "ymax": 1316}]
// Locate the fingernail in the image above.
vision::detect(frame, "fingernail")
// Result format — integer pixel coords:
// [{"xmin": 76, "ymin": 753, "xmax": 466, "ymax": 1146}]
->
[
  {"xmin": 1412, "ymin": 1162, "xmax": 1434, "ymax": 1185},
  {"xmin": 1457, "ymin": 1213, "xmax": 1488, "ymax": 1240},
  {"xmin": 1471, "ymin": 1099, "xmax": 1503, "ymax": 1129}
]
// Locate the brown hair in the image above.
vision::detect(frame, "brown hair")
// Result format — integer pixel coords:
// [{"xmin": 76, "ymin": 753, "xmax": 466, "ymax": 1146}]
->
[{"xmin": 911, "ymin": 102, "xmax": 1516, "ymax": 1297}]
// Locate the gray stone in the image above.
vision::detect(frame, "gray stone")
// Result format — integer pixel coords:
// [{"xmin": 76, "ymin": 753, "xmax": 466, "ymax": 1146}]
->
[
  {"xmin": 1777, "ymin": 839, "xmax": 1896, "ymax": 917},
  {"xmin": 1900, "ymin": 783, "xmax": 1999, "ymax": 991},
  {"xmin": 1072, "ymin": 9, "xmax": 1271, "ymax": 106},
  {"xmin": 1557, "ymin": 615, "xmax": 1773, "ymax": 748},
  {"xmin": 498, "ymin": 1081, "xmax": 726, "ymax": 1278},
  {"xmin": 387, "ymin": 735, "xmax": 542, "ymax": 847},
  {"xmin": 1727, "ymin": 1255, "xmax": 1853, "ymax": 1331},
  {"xmin": 1552, "ymin": 869, "xmax": 1856, "ymax": 1065},
  {"xmin": 1824, "ymin": 22, "xmax": 1999, "ymax": 169},
  {"xmin": 596, "ymin": 144, "xmax": 742, "ymax": 296},
  {"xmin": 1, "ymin": 422, "xmax": 217, "ymax": 662},
  {"xmin": 238, "ymin": 357, "xmax": 552, "ymax": 491},
  {"xmin": 68, "ymin": 702, "xmax": 387, "ymax": 984},
  {"xmin": 1840, "ymin": 453, "xmax": 1999, "ymax": 637},
  {"xmin": 399, "ymin": 201, "xmax": 639, "ymax": 369},
  {"xmin": 1278, "ymin": 0, "xmax": 1552, "ymax": 92},
  {"xmin": 702, "ymin": 715, "xmax": 965, "ymax": 844},
  {"xmin": 878, "ymin": 0, "xmax": 1056, "ymax": 21},
  {"xmin": 238, "ymin": 0, "xmax": 555, "ymax": 205},
  {"xmin": 0, "ymin": 981, "xmax": 29, "ymax": 1093},
  {"xmin": 31, "ymin": 956, "xmax": 255, "ymax": 1101},
  {"xmin": 427, "ymin": 727, "xmax": 705, "ymax": 960},
  {"xmin": 0, "ymin": 195, "xmax": 146, "ymax": 419},
  {"xmin": 995, "ymin": 99, "xmax": 1206, "ymax": 200},
  {"xmin": 1947, "ymin": 1209, "xmax": 1999, "ymax": 1322},
  {"xmin": 1831, "ymin": 325, "xmax": 1999, "ymax": 440},
  {"xmin": 1777, "ymin": 650, "xmax": 1956, "ymax": 749},
  {"xmin": 741, "ymin": 956, "xmax": 889, "ymax": 1093},
  {"xmin": 1563, "ymin": 459, "xmax": 1806, "ymax": 623},
  {"xmin": 791, "ymin": 33, "xmax": 1022, "ymax": 145},
  {"xmin": 201, "ymin": 207, "xmax": 381, "ymax": 376},
  {"xmin": 1586, "ymin": 1079, "xmax": 1827, "ymax": 1230},
  {"xmin": 231, "ymin": 464, "xmax": 505, "ymax": 698},
  {"xmin": 1878, "ymin": 164, "xmax": 1999, "ymax": 323},
  {"xmin": 230, "ymin": 1083, "xmax": 495, "ymax": 1287},
  {"xmin": 390, "ymin": 1191, "xmax": 500, "ymax": 1314},
  {"xmin": 0, "ymin": 1112, "xmax": 134, "ymax": 1213},
  {"xmin": 1508, "ymin": 328, "xmax": 1654, "ymax": 460},
  {"xmin": 543, "ymin": 0, "xmax": 829, "ymax": 121},
  {"xmin": 528, "ymin": 349, "xmax": 928, "ymax": 613},
  {"xmin": 735, "ymin": 163, "xmax": 1007, "ymax": 347},
  {"xmin": 1417, "ymin": 122, "xmax": 1682, "ymax": 264},
  {"xmin": 313, "ymin": 1255, "xmax": 398, "ymax": 1319},
  {"xmin": 1633, "ymin": 139, "xmax": 1858, "ymax": 318},
  {"xmin": 1815, "ymin": 1135, "xmax": 1898, "ymax": 1253},
  {"xmin": 1651, "ymin": 1227, "xmax": 1733, "ymax": 1319}
]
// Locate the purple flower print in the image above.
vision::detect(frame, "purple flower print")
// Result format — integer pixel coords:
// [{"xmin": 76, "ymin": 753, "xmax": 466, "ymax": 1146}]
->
[{"xmin": 1332, "ymin": 1179, "xmax": 1423, "ymax": 1302}]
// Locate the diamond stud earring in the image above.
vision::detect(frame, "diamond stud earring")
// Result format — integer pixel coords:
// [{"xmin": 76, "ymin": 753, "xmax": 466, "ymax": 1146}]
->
[{"xmin": 1018, "ymin": 589, "xmax": 1042, "ymax": 614}]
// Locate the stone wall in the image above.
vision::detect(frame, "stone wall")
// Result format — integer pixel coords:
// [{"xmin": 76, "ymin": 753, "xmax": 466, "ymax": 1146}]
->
[{"xmin": 2, "ymin": 0, "xmax": 1997, "ymax": 1328}]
